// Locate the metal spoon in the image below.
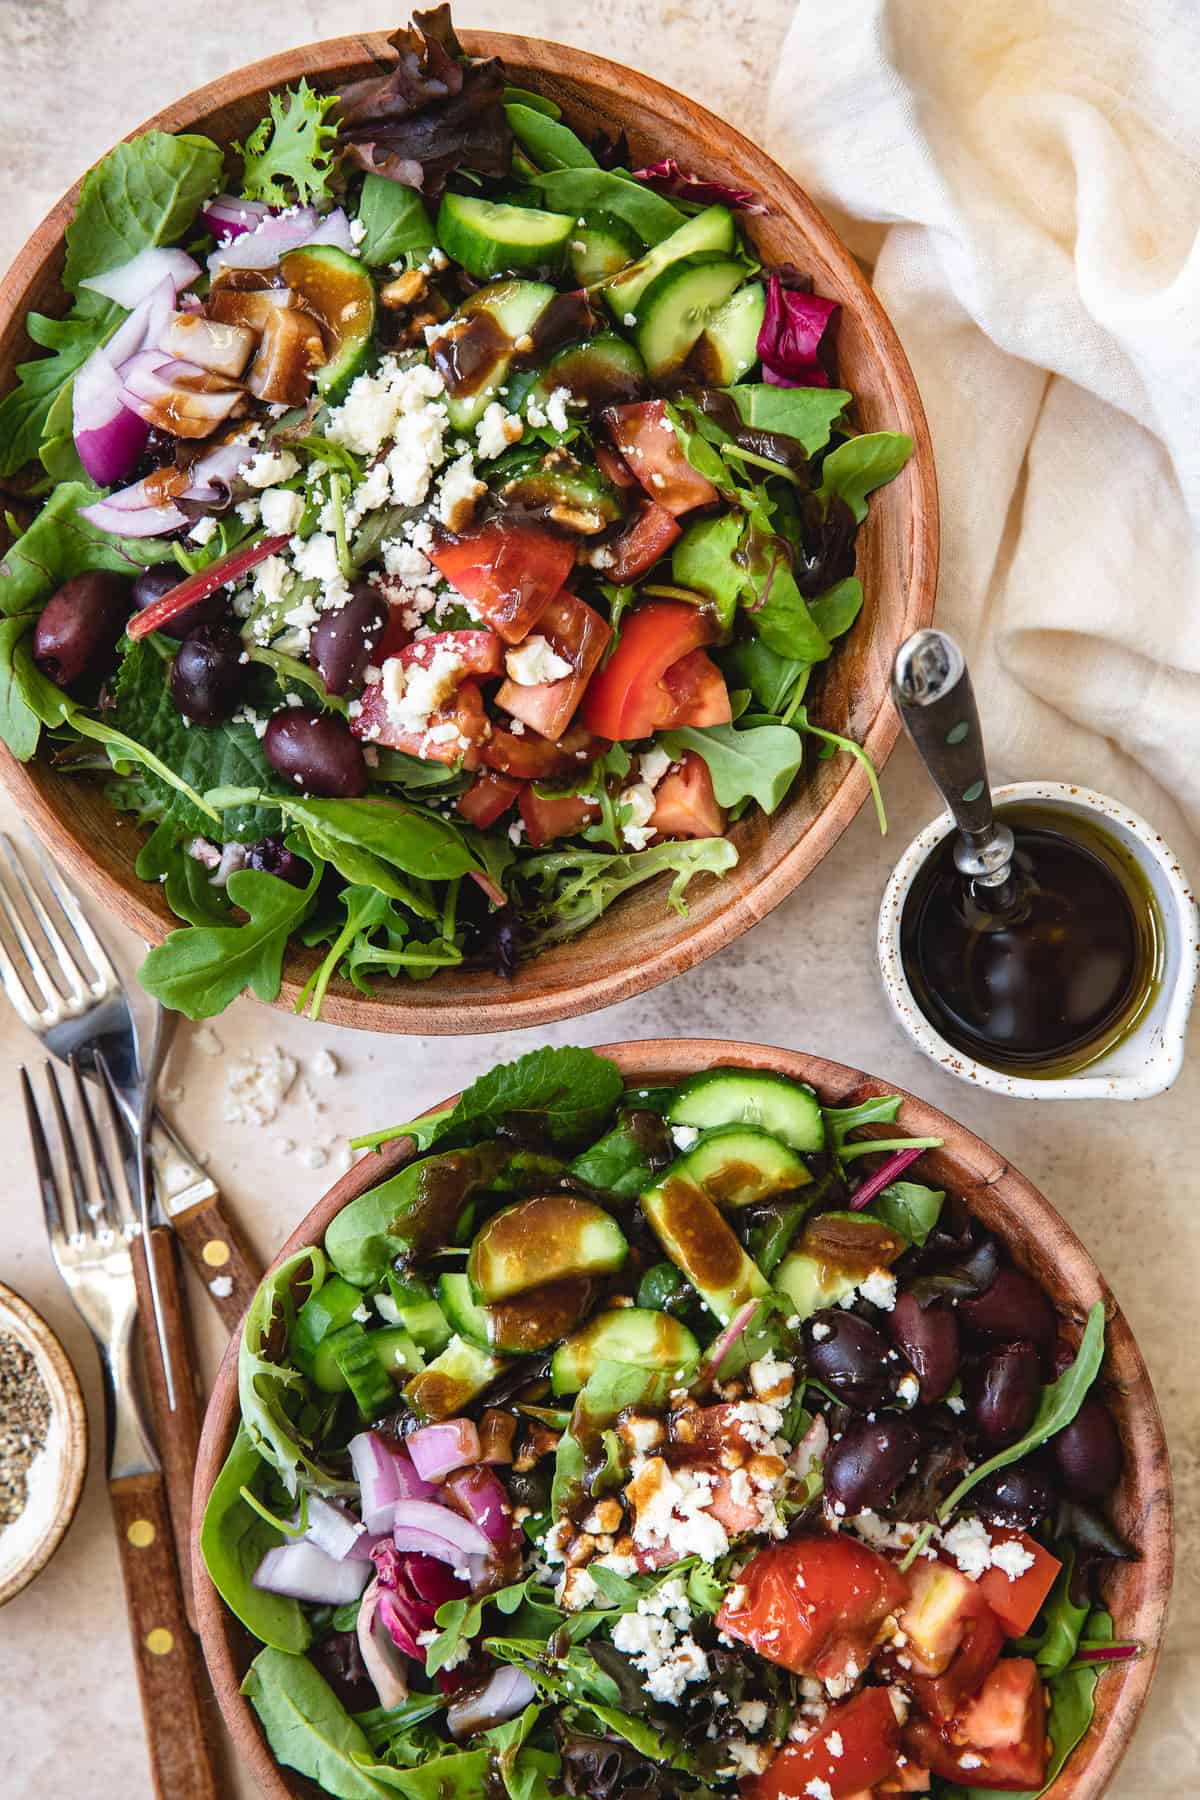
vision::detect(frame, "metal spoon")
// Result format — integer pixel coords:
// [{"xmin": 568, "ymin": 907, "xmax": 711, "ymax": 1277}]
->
[{"xmin": 891, "ymin": 629, "xmax": 1020, "ymax": 911}]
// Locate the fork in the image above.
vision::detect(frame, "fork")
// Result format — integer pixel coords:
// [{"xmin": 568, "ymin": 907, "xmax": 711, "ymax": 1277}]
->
[{"xmin": 22, "ymin": 1060, "xmax": 221, "ymax": 1800}]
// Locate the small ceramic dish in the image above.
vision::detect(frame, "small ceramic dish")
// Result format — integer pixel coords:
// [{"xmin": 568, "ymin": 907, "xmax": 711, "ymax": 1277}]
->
[
  {"xmin": 877, "ymin": 781, "xmax": 1200, "ymax": 1100},
  {"xmin": 0, "ymin": 1279, "xmax": 88, "ymax": 1606}
]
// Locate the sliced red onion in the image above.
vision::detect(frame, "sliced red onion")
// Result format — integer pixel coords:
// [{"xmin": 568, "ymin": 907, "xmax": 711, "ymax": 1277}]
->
[
  {"xmin": 80, "ymin": 245, "xmax": 200, "ymax": 309},
  {"xmin": 181, "ymin": 436, "xmax": 256, "ymax": 507},
  {"xmin": 73, "ymin": 348, "xmax": 150, "ymax": 485},
  {"xmin": 347, "ymin": 1529, "xmax": 389, "ymax": 1562},
  {"xmin": 253, "ymin": 1539, "xmax": 369, "ymax": 1606},
  {"xmin": 201, "ymin": 193, "xmax": 274, "ymax": 242},
  {"xmin": 78, "ymin": 493, "xmax": 187, "ymax": 537},
  {"xmin": 357, "ymin": 1578, "xmax": 410, "ymax": 1707},
  {"xmin": 790, "ymin": 1412, "xmax": 829, "ymax": 1474},
  {"xmin": 349, "ymin": 1431, "xmax": 437, "ymax": 1534},
  {"xmin": 119, "ymin": 351, "xmax": 242, "ymax": 436},
  {"xmin": 158, "ymin": 313, "xmax": 257, "ymax": 378},
  {"xmin": 407, "ymin": 1419, "xmax": 482, "ymax": 1484},
  {"xmin": 443, "ymin": 1466, "xmax": 516, "ymax": 1551},
  {"xmin": 300, "ymin": 207, "xmax": 355, "ymax": 254},
  {"xmin": 447, "ymin": 1666, "xmax": 536, "ymax": 1739},
  {"xmin": 304, "ymin": 1494, "xmax": 367, "ymax": 1562},
  {"xmin": 391, "ymin": 1499, "xmax": 492, "ymax": 1566},
  {"xmin": 208, "ymin": 206, "xmax": 320, "ymax": 275}
]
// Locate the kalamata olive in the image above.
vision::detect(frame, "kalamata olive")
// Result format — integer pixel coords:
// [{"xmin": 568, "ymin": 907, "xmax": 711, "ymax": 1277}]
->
[
  {"xmin": 32, "ymin": 572, "xmax": 131, "ymax": 689},
  {"xmin": 505, "ymin": 1463, "xmax": 552, "ymax": 1513},
  {"xmin": 888, "ymin": 1292, "xmax": 960, "ymax": 1403},
  {"xmin": 824, "ymin": 1416, "xmax": 922, "ymax": 1513},
  {"xmin": 264, "ymin": 706, "xmax": 367, "ymax": 797},
  {"xmin": 309, "ymin": 581, "xmax": 388, "ymax": 695},
  {"xmin": 1051, "ymin": 1394, "xmax": 1122, "ymax": 1501},
  {"xmin": 247, "ymin": 835, "xmax": 311, "ymax": 888},
  {"xmin": 132, "ymin": 562, "xmax": 228, "ymax": 638},
  {"xmin": 973, "ymin": 1456, "xmax": 1058, "ymax": 1530},
  {"xmin": 968, "ymin": 1341, "xmax": 1042, "ymax": 1447},
  {"xmin": 170, "ymin": 623, "xmax": 247, "ymax": 724},
  {"xmin": 959, "ymin": 1268, "xmax": 1057, "ymax": 1362},
  {"xmin": 805, "ymin": 1311, "xmax": 894, "ymax": 1410}
]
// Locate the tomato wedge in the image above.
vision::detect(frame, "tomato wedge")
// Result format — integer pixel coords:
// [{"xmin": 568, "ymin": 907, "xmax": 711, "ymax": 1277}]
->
[
  {"xmin": 126, "ymin": 533, "xmax": 290, "ymax": 639},
  {"xmin": 351, "ymin": 677, "xmax": 487, "ymax": 769},
  {"xmin": 747, "ymin": 1688, "xmax": 902, "ymax": 1800},
  {"xmin": 977, "ymin": 1535, "xmax": 1062, "ymax": 1637},
  {"xmin": 594, "ymin": 499, "xmax": 681, "ymax": 583},
  {"xmin": 396, "ymin": 629, "xmax": 503, "ymax": 679},
  {"xmin": 580, "ymin": 601, "xmax": 719, "ymax": 740},
  {"xmin": 595, "ymin": 441, "xmax": 639, "ymax": 490},
  {"xmin": 660, "ymin": 647, "xmax": 731, "ymax": 727},
  {"xmin": 603, "ymin": 399, "xmax": 718, "ymax": 516},
  {"xmin": 649, "ymin": 751, "xmax": 725, "ymax": 839},
  {"xmin": 717, "ymin": 1536, "xmax": 910, "ymax": 1685},
  {"xmin": 480, "ymin": 720, "xmax": 601, "ymax": 781},
  {"xmin": 495, "ymin": 592, "xmax": 611, "ymax": 742},
  {"xmin": 457, "ymin": 772, "xmax": 522, "ymax": 829},
  {"xmin": 518, "ymin": 786, "xmax": 600, "ymax": 847},
  {"xmin": 903, "ymin": 1659, "xmax": 1047, "ymax": 1791},
  {"xmin": 429, "ymin": 521, "xmax": 575, "ymax": 643}
]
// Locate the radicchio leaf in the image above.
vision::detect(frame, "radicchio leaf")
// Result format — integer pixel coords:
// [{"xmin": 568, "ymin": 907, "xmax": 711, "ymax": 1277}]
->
[
  {"xmin": 335, "ymin": 5, "xmax": 511, "ymax": 199},
  {"xmin": 758, "ymin": 271, "xmax": 840, "ymax": 388},
  {"xmin": 631, "ymin": 158, "xmax": 768, "ymax": 214}
]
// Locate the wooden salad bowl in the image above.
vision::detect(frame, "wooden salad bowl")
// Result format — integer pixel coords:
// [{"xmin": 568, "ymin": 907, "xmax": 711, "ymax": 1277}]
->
[
  {"xmin": 0, "ymin": 35, "xmax": 937, "ymax": 1034},
  {"xmin": 193, "ymin": 1040, "xmax": 1171, "ymax": 1800}
]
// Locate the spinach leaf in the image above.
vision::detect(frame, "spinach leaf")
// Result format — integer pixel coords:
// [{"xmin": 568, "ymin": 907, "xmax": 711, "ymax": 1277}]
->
[
  {"xmin": 806, "ymin": 576, "xmax": 863, "ymax": 643},
  {"xmin": 868, "ymin": 1180, "xmax": 944, "ymax": 1247},
  {"xmin": 0, "ymin": 480, "xmax": 173, "ymax": 620},
  {"xmin": 140, "ymin": 857, "xmax": 323, "ymax": 1019},
  {"xmin": 356, "ymin": 173, "xmax": 436, "ymax": 266},
  {"xmin": 553, "ymin": 1365, "xmax": 681, "ymax": 1515},
  {"xmin": 658, "ymin": 721, "xmax": 804, "ymax": 813},
  {"xmin": 816, "ymin": 431, "xmax": 913, "ymax": 523},
  {"xmin": 824, "ymin": 1094, "xmax": 902, "ymax": 1150},
  {"xmin": 530, "ymin": 168, "xmax": 685, "ymax": 243},
  {"xmin": 1025, "ymin": 1546, "xmax": 1091, "ymax": 1677},
  {"xmin": 568, "ymin": 1116, "xmax": 657, "ymax": 1198},
  {"xmin": 199, "ymin": 1423, "xmax": 312, "ymax": 1653},
  {"xmin": 514, "ymin": 836, "xmax": 738, "ymax": 949},
  {"xmin": 242, "ymin": 1647, "xmax": 396, "ymax": 1799},
  {"xmin": 726, "ymin": 384, "xmax": 852, "ymax": 455},
  {"xmin": 505, "ymin": 103, "xmax": 598, "ymax": 170},
  {"xmin": 277, "ymin": 796, "xmax": 480, "ymax": 885},
  {"xmin": 669, "ymin": 512, "xmax": 744, "ymax": 626},
  {"xmin": 324, "ymin": 1145, "xmax": 508, "ymax": 1284},
  {"xmin": 938, "ymin": 1304, "xmax": 1106, "ymax": 1520},
  {"xmin": 745, "ymin": 554, "xmax": 832, "ymax": 661}
]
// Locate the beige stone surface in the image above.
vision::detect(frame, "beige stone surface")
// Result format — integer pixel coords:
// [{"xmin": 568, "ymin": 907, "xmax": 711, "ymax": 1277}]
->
[{"xmin": 0, "ymin": 4, "xmax": 1195, "ymax": 1796}]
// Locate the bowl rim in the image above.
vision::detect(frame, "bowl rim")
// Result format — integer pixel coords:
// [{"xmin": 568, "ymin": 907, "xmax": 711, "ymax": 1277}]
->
[
  {"xmin": 192, "ymin": 1036, "xmax": 1173, "ymax": 1800},
  {"xmin": 0, "ymin": 1279, "xmax": 89, "ymax": 1607},
  {"xmin": 0, "ymin": 29, "xmax": 939, "ymax": 1036}
]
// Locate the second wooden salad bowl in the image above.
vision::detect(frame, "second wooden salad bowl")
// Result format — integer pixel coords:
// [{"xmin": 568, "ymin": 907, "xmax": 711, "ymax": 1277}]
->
[
  {"xmin": 0, "ymin": 32, "xmax": 936, "ymax": 1034},
  {"xmin": 192, "ymin": 1039, "xmax": 1170, "ymax": 1800}
]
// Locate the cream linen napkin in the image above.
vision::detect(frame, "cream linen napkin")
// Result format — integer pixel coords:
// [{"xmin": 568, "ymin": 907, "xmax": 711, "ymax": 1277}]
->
[{"xmin": 767, "ymin": 0, "xmax": 1200, "ymax": 870}]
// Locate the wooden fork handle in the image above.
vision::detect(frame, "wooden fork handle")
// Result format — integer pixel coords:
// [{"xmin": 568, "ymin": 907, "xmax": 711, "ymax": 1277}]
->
[
  {"xmin": 131, "ymin": 1227, "xmax": 204, "ymax": 1631},
  {"xmin": 171, "ymin": 1189, "xmax": 265, "ymax": 1328},
  {"xmin": 109, "ymin": 1469, "xmax": 222, "ymax": 1800}
]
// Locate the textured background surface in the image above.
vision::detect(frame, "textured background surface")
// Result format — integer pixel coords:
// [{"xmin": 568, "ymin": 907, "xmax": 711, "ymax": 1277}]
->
[{"xmin": 0, "ymin": 4, "xmax": 1196, "ymax": 1795}]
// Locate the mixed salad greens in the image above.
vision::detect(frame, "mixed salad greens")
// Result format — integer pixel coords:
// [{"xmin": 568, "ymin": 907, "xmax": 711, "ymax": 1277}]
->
[
  {"xmin": 0, "ymin": 8, "xmax": 912, "ymax": 1020},
  {"xmin": 202, "ymin": 1047, "xmax": 1137, "ymax": 1799}
]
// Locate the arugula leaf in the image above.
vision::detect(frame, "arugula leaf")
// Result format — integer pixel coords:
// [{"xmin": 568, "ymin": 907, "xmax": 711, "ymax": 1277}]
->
[
  {"xmin": 816, "ymin": 431, "xmax": 913, "ymax": 523},
  {"xmin": 727, "ymin": 384, "xmax": 852, "ymax": 454},
  {"xmin": 199, "ymin": 1424, "xmax": 311, "ymax": 1654},
  {"xmin": 669, "ymin": 513, "xmax": 744, "ymax": 626},
  {"xmin": 514, "ymin": 836, "xmax": 738, "ymax": 949},
  {"xmin": 356, "ymin": 174, "xmax": 436, "ymax": 266},
  {"xmin": 139, "ymin": 857, "xmax": 323, "ymax": 1019},
  {"xmin": 937, "ymin": 1304, "xmax": 1107, "ymax": 1521},
  {"xmin": 242, "ymin": 1648, "xmax": 395, "ymax": 1799},
  {"xmin": 659, "ymin": 721, "xmax": 804, "ymax": 813},
  {"xmin": 806, "ymin": 577, "xmax": 863, "ymax": 643},
  {"xmin": 793, "ymin": 704, "xmax": 887, "ymax": 836},
  {"xmin": 368, "ymin": 1045, "xmax": 626, "ymax": 1157},
  {"xmin": 425, "ymin": 1593, "xmax": 486, "ymax": 1675},
  {"xmin": 868, "ymin": 1180, "xmax": 944, "ymax": 1247},
  {"xmin": 719, "ymin": 638, "xmax": 811, "ymax": 719},
  {"xmin": 824, "ymin": 1093, "xmax": 902, "ymax": 1150},
  {"xmin": 235, "ymin": 79, "xmax": 340, "ymax": 206}
]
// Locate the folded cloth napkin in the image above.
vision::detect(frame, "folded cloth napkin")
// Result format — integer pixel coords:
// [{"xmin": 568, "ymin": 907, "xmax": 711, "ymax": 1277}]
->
[{"xmin": 767, "ymin": 0, "xmax": 1200, "ymax": 871}]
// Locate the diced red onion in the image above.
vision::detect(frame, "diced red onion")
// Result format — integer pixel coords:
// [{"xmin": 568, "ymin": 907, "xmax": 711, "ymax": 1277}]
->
[
  {"xmin": 181, "ymin": 437, "xmax": 256, "ymax": 506},
  {"xmin": 407, "ymin": 1418, "xmax": 482, "ymax": 1484},
  {"xmin": 447, "ymin": 1666, "xmax": 537, "ymax": 1739},
  {"xmin": 73, "ymin": 348, "xmax": 150, "ymax": 485},
  {"xmin": 443, "ymin": 1465, "xmax": 517, "ymax": 1551},
  {"xmin": 207, "ymin": 206, "xmax": 320, "ymax": 274},
  {"xmin": 478, "ymin": 1409, "xmax": 517, "ymax": 1465},
  {"xmin": 300, "ymin": 207, "xmax": 355, "ymax": 254},
  {"xmin": 119, "ymin": 351, "xmax": 243, "ymax": 435},
  {"xmin": 201, "ymin": 193, "xmax": 275, "ymax": 242},
  {"xmin": 158, "ymin": 313, "xmax": 257, "ymax": 379},
  {"xmin": 347, "ymin": 1529, "xmax": 389, "ymax": 1562},
  {"xmin": 357, "ymin": 1577, "xmax": 410, "ymax": 1707},
  {"xmin": 349, "ymin": 1431, "xmax": 437, "ymax": 1534},
  {"xmin": 304, "ymin": 1494, "xmax": 367, "ymax": 1562},
  {"xmin": 80, "ymin": 245, "xmax": 200, "ymax": 309},
  {"xmin": 78, "ymin": 491, "xmax": 188, "ymax": 537},
  {"xmin": 391, "ymin": 1499, "xmax": 492, "ymax": 1566},
  {"xmin": 253, "ymin": 1539, "xmax": 369, "ymax": 1606},
  {"xmin": 847, "ymin": 1146, "xmax": 927, "ymax": 1212}
]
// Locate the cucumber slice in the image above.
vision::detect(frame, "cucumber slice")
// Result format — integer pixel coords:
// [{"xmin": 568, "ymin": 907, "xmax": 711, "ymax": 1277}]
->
[
  {"xmin": 278, "ymin": 244, "xmax": 376, "ymax": 399},
  {"xmin": 378, "ymin": 1274, "xmax": 452, "ymax": 1355},
  {"xmin": 468, "ymin": 1194, "xmax": 628, "ymax": 1302},
  {"xmin": 569, "ymin": 214, "xmax": 643, "ymax": 285},
  {"xmin": 335, "ymin": 1332, "xmax": 395, "ymax": 1418},
  {"xmin": 689, "ymin": 281, "xmax": 765, "ymax": 384},
  {"xmin": 641, "ymin": 1169, "xmax": 770, "ymax": 1324},
  {"xmin": 438, "ymin": 1272, "xmax": 490, "ymax": 1348},
  {"xmin": 438, "ymin": 192, "xmax": 574, "ymax": 281},
  {"xmin": 669, "ymin": 1125, "xmax": 811, "ymax": 1209},
  {"xmin": 500, "ymin": 450, "xmax": 625, "ymax": 531},
  {"xmin": 441, "ymin": 1270, "xmax": 596, "ymax": 1354},
  {"xmin": 550, "ymin": 1308, "xmax": 700, "ymax": 1395},
  {"xmin": 775, "ymin": 1212, "xmax": 908, "ymax": 1321},
  {"xmin": 435, "ymin": 278, "xmax": 556, "ymax": 431},
  {"xmin": 293, "ymin": 1276, "xmax": 367, "ymax": 1393},
  {"xmin": 604, "ymin": 204, "xmax": 736, "ymax": 316},
  {"xmin": 405, "ymin": 1335, "xmax": 508, "ymax": 1421},
  {"xmin": 668, "ymin": 1069, "xmax": 825, "ymax": 1153},
  {"xmin": 634, "ymin": 258, "xmax": 746, "ymax": 378},
  {"xmin": 528, "ymin": 334, "xmax": 646, "ymax": 413}
]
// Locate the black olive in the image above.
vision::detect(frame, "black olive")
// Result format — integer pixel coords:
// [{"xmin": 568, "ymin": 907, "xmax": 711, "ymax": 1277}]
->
[
  {"xmin": 32, "ymin": 572, "xmax": 131, "ymax": 689},
  {"xmin": 169, "ymin": 623, "xmax": 247, "ymax": 724},
  {"xmin": 246, "ymin": 835, "xmax": 311, "ymax": 887},
  {"xmin": 309, "ymin": 581, "xmax": 388, "ymax": 695},
  {"xmin": 263, "ymin": 706, "xmax": 367, "ymax": 797}
]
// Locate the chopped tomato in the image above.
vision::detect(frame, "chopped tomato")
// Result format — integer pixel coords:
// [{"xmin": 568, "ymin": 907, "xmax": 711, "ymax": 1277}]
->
[
  {"xmin": 903, "ymin": 1659, "xmax": 1047, "ymax": 1792},
  {"xmin": 396, "ymin": 629, "xmax": 503, "ymax": 679},
  {"xmin": 481, "ymin": 719, "xmax": 601, "ymax": 781},
  {"xmin": 603, "ymin": 399, "xmax": 718, "ymax": 516},
  {"xmin": 908, "ymin": 1607, "xmax": 1004, "ymax": 1722},
  {"xmin": 595, "ymin": 441, "xmax": 640, "ymax": 489},
  {"xmin": 898, "ymin": 1562, "xmax": 998, "ymax": 1679},
  {"xmin": 428, "ymin": 521, "xmax": 574, "ymax": 643},
  {"xmin": 595, "ymin": 500, "xmax": 681, "ymax": 582},
  {"xmin": 977, "ymin": 1536, "xmax": 1062, "ymax": 1638},
  {"xmin": 517, "ymin": 786, "xmax": 600, "ymax": 847},
  {"xmin": 747, "ymin": 1688, "xmax": 902, "ymax": 1800},
  {"xmin": 660, "ymin": 647, "xmax": 732, "ymax": 727},
  {"xmin": 351, "ymin": 677, "xmax": 487, "ymax": 769},
  {"xmin": 580, "ymin": 601, "xmax": 719, "ymax": 740},
  {"xmin": 456, "ymin": 772, "xmax": 522, "ymax": 829},
  {"xmin": 877, "ymin": 1764, "xmax": 932, "ymax": 1792},
  {"xmin": 649, "ymin": 751, "xmax": 725, "ymax": 839},
  {"xmin": 495, "ymin": 592, "xmax": 611, "ymax": 741},
  {"xmin": 717, "ymin": 1536, "xmax": 910, "ymax": 1685}
]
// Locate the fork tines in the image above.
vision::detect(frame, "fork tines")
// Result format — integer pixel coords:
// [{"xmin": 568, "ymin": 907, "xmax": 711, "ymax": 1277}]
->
[
  {"xmin": 21, "ymin": 1056, "xmax": 137, "ymax": 1250},
  {"xmin": 0, "ymin": 834, "xmax": 114, "ymax": 1028}
]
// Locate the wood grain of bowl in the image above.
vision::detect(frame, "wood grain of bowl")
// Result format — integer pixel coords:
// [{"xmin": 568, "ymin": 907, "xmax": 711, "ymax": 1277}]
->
[
  {"xmin": 193, "ymin": 1039, "xmax": 1171, "ymax": 1800},
  {"xmin": 0, "ymin": 33, "xmax": 937, "ymax": 1035}
]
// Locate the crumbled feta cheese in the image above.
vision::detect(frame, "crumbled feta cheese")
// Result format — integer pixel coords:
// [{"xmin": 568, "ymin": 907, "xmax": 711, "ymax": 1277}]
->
[
  {"xmin": 223, "ymin": 1047, "xmax": 298, "ymax": 1127},
  {"xmin": 940, "ymin": 1517, "xmax": 994, "ymax": 1581},
  {"xmin": 235, "ymin": 497, "xmax": 261, "ymax": 526},
  {"xmin": 946, "ymin": 1393, "xmax": 966, "ymax": 1414},
  {"xmin": 508, "ymin": 818, "xmax": 526, "ymax": 846},
  {"xmin": 960, "ymin": 1753, "xmax": 983, "ymax": 1769},
  {"xmin": 671, "ymin": 1125, "xmax": 700, "ymax": 1150},
  {"xmin": 625, "ymin": 1456, "xmax": 729, "ymax": 1563},
  {"xmin": 290, "ymin": 530, "xmax": 350, "ymax": 612},
  {"xmin": 325, "ymin": 356, "xmax": 446, "ymax": 460},
  {"xmin": 736, "ymin": 1700, "xmax": 768, "ymax": 1734},
  {"xmin": 253, "ymin": 553, "xmax": 293, "ymax": 610},
  {"xmin": 804, "ymin": 1780, "xmax": 834, "ymax": 1800},
  {"xmin": 611, "ymin": 1580, "xmax": 708, "ymax": 1704},
  {"xmin": 896, "ymin": 1372, "xmax": 920, "ymax": 1406},
  {"xmin": 240, "ymin": 448, "xmax": 300, "ymax": 488},
  {"xmin": 475, "ymin": 400, "xmax": 524, "ymax": 460},
  {"xmin": 991, "ymin": 1538, "xmax": 1037, "ymax": 1581},
  {"xmin": 749, "ymin": 1354, "xmax": 795, "ymax": 1403},
  {"xmin": 349, "ymin": 216, "xmax": 367, "ymax": 245},
  {"xmin": 858, "ymin": 1269, "xmax": 898, "ymax": 1311},
  {"xmin": 639, "ymin": 745, "xmax": 673, "ymax": 788},
  {"xmin": 623, "ymin": 311, "xmax": 638, "ymax": 327},
  {"xmin": 618, "ymin": 780, "xmax": 657, "ymax": 850},
  {"xmin": 188, "ymin": 515, "xmax": 218, "ymax": 546},
  {"xmin": 504, "ymin": 635, "xmax": 573, "ymax": 687},
  {"xmin": 544, "ymin": 386, "xmax": 572, "ymax": 434},
  {"xmin": 259, "ymin": 487, "xmax": 304, "ymax": 536},
  {"xmin": 826, "ymin": 1731, "xmax": 844, "ymax": 1758},
  {"xmin": 382, "ymin": 647, "xmax": 464, "ymax": 734},
  {"xmin": 557, "ymin": 1565, "xmax": 598, "ymax": 1611},
  {"xmin": 811, "ymin": 1320, "xmax": 832, "ymax": 1341},
  {"xmin": 437, "ymin": 452, "xmax": 485, "ymax": 527}
]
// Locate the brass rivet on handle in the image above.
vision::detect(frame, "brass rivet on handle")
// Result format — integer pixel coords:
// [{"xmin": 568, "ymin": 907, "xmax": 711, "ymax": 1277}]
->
[
  {"xmin": 145, "ymin": 1628, "xmax": 175, "ymax": 1656},
  {"xmin": 127, "ymin": 1519, "xmax": 156, "ymax": 1548},
  {"xmin": 202, "ymin": 1239, "xmax": 231, "ymax": 1267}
]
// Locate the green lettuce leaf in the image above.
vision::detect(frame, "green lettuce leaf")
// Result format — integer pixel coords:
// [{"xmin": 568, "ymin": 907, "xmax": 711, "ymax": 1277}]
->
[{"xmin": 235, "ymin": 80, "xmax": 339, "ymax": 207}]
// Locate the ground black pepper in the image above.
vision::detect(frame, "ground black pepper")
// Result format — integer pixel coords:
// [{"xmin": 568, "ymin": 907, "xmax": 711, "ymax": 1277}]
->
[{"xmin": 0, "ymin": 1332, "xmax": 52, "ymax": 1531}]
